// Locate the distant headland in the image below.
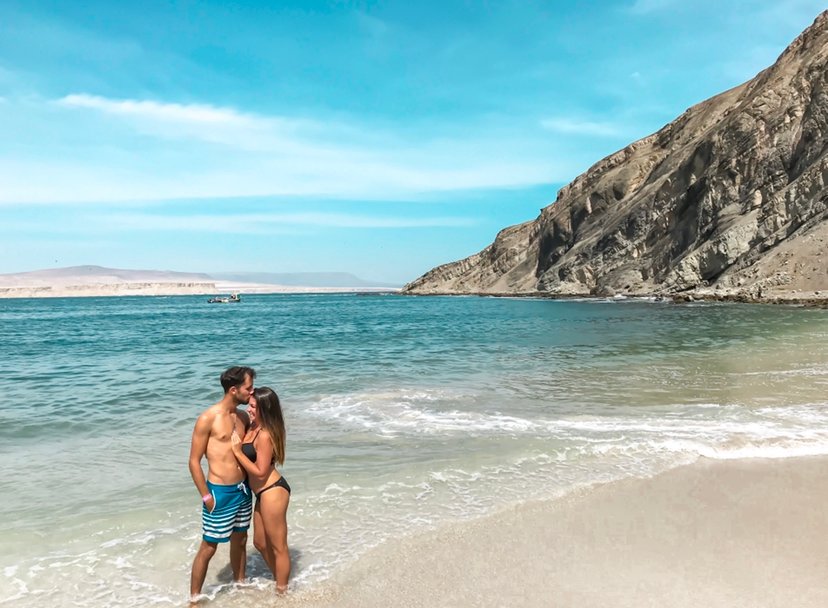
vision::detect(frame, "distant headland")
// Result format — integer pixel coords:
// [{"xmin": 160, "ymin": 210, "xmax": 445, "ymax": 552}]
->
[
  {"xmin": 403, "ymin": 11, "xmax": 828, "ymax": 306},
  {"xmin": 0, "ymin": 265, "xmax": 399, "ymax": 299}
]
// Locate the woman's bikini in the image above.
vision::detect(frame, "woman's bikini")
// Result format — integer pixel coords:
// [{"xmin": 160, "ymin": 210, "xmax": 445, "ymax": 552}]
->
[{"xmin": 241, "ymin": 428, "xmax": 291, "ymax": 498}]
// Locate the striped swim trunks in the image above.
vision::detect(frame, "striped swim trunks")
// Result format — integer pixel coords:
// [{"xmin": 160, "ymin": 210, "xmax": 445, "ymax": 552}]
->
[{"xmin": 202, "ymin": 480, "xmax": 253, "ymax": 543}]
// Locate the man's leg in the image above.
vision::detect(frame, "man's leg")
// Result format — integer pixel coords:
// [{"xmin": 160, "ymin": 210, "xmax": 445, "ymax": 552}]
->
[
  {"xmin": 229, "ymin": 483, "xmax": 252, "ymax": 582},
  {"xmin": 190, "ymin": 540, "xmax": 218, "ymax": 598},
  {"xmin": 229, "ymin": 530, "xmax": 248, "ymax": 581}
]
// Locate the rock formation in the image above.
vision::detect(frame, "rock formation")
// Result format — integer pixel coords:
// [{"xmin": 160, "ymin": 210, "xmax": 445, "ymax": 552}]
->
[{"xmin": 404, "ymin": 11, "xmax": 828, "ymax": 302}]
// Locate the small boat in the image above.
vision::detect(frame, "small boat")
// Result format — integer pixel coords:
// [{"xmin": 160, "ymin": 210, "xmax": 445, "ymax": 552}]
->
[{"xmin": 208, "ymin": 293, "xmax": 241, "ymax": 304}]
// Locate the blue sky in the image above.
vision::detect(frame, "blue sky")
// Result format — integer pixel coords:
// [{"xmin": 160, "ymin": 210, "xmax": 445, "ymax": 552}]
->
[{"xmin": 0, "ymin": 0, "xmax": 824, "ymax": 284}]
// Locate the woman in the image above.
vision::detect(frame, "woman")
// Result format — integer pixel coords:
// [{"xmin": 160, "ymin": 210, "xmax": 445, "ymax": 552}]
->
[{"xmin": 231, "ymin": 386, "xmax": 291, "ymax": 593}]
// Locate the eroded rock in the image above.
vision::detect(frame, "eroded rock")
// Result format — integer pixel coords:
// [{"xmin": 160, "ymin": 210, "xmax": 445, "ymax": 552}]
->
[{"xmin": 404, "ymin": 11, "xmax": 828, "ymax": 302}]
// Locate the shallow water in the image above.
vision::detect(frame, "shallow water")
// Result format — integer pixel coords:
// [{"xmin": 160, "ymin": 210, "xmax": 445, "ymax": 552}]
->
[{"xmin": 1, "ymin": 294, "xmax": 827, "ymax": 606}]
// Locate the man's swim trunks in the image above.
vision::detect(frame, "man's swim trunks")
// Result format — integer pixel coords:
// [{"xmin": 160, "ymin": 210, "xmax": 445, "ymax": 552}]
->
[{"xmin": 202, "ymin": 480, "xmax": 252, "ymax": 543}]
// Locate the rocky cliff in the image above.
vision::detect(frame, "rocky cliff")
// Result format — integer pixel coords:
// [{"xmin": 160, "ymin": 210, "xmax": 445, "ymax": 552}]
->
[{"xmin": 404, "ymin": 11, "xmax": 828, "ymax": 301}]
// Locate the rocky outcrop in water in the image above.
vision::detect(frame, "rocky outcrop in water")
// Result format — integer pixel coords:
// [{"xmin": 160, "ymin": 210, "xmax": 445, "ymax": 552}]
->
[{"xmin": 404, "ymin": 11, "xmax": 828, "ymax": 301}]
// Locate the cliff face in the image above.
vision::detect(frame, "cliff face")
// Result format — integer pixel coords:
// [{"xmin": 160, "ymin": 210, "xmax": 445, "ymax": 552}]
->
[{"xmin": 404, "ymin": 11, "xmax": 828, "ymax": 299}]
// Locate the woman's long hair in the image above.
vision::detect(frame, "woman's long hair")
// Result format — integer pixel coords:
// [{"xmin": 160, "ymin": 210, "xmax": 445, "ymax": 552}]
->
[{"xmin": 253, "ymin": 386, "xmax": 286, "ymax": 466}]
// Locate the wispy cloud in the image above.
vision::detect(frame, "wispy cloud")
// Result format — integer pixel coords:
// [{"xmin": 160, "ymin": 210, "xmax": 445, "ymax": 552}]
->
[
  {"xmin": 85, "ymin": 211, "xmax": 480, "ymax": 233},
  {"xmin": 0, "ymin": 94, "xmax": 572, "ymax": 205},
  {"xmin": 0, "ymin": 156, "xmax": 558, "ymax": 205},
  {"xmin": 626, "ymin": 0, "xmax": 679, "ymax": 14},
  {"xmin": 540, "ymin": 117, "xmax": 623, "ymax": 137},
  {"xmin": 58, "ymin": 94, "xmax": 253, "ymax": 126},
  {"xmin": 354, "ymin": 11, "xmax": 390, "ymax": 38},
  {"xmin": 55, "ymin": 93, "xmax": 322, "ymax": 153}
]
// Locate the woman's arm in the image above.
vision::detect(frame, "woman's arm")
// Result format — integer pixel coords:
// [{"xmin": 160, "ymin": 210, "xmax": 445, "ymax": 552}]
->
[{"xmin": 231, "ymin": 430, "xmax": 273, "ymax": 478}]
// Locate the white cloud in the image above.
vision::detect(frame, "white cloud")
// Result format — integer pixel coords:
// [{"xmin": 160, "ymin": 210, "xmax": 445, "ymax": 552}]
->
[
  {"xmin": 0, "ymin": 94, "xmax": 577, "ymax": 204},
  {"xmin": 59, "ymin": 94, "xmax": 251, "ymax": 125},
  {"xmin": 627, "ymin": 0, "xmax": 679, "ymax": 14},
  {"xmin": 0, "ymin": 156, "xmax": 558, "ymax": 205},
  {"xmin": 93, "ymin": 211, "xmax": 480, "ymax": 233},
  {"xmin": 55, "ymin": 93, "xmax": 324, "ymax": 153},
  {"xmin": 354, "ymin": 11, "xmax": 390, "ymax": 37},
  {"xmin": 540, "ymin": 117, "xmax": 622, "ymax": 137}
]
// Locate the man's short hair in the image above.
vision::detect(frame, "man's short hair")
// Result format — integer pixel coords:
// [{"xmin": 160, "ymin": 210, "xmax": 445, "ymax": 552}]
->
[{"xmin": 220, "ymin": 366, "xmax": 256, "ymax": 393}]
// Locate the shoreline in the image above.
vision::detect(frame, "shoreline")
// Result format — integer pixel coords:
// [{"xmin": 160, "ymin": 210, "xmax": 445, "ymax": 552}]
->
[
  {"xmin": 400, "ymin": 289, "xmax": 828, "ymax": 307},
  {"xmin": 288, "ymin": 456, "xmax": 828, "ymax": 608},
  {"xmin": 0, "ymin": 283, "xmax": 399, "ymax": 299},
  {"xmin": 1, "ymin": 283, "xmax": 824, "ymax": 306}
]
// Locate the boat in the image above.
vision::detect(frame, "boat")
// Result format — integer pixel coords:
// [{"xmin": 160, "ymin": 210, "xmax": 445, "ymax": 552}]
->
[{"xmin": 207, "ymin": 293, "xmax": 241, "ymax": 304}]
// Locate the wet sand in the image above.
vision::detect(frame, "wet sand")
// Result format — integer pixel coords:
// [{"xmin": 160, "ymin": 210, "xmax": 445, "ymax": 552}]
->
[{"xmin": 289, "ymin": 456, "xmax": 828, "ymax": 608}]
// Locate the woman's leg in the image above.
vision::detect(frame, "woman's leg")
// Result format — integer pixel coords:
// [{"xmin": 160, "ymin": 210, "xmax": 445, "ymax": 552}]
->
[
  {"xmin": 259, "ymin": 487, "xmax": 291, "ymax": 592},
  {"xmin": 252, "ymin": 499, "xmax": 275, "ymax": 574}
]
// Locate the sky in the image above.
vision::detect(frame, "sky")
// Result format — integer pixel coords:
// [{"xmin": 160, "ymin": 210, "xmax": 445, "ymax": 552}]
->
[{"xmin": 0, "ymin": 0, "xmax": 825, "ymax": 284}]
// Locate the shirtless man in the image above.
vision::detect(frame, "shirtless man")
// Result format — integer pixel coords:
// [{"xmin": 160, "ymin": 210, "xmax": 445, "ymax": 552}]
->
[{"xmin": 189, "ymin": 366, "xmax": 255, "ymax": 601}]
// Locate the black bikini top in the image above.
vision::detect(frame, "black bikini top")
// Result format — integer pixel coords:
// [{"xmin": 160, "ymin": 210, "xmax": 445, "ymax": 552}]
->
[{"xmin": 241, "ymin": 429, "xmax": 260, "ymax": 462}]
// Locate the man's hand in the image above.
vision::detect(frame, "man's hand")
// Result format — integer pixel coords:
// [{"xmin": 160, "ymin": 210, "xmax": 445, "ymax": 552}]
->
[{"xmin": 203, "ymin": 494, "xmax": 215, "ymax": 513}]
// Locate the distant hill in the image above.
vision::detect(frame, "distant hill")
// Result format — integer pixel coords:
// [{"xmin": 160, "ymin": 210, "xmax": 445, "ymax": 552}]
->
[
  {"xmin": 0, "ymin": 265, "xmax": 213, "ymax": 285},
  {"xmin": 210, "ymin": 271, "xmax": 400, "ymax": 288},
  {"xmin": 0, "ymin": 266, "xmax": 400, "ymax": 289}
]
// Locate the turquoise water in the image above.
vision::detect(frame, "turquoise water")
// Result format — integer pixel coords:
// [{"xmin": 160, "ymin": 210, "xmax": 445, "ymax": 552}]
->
[{"xmin": 1, "ymin": 294, "xmax": 827, "ymax": 607}]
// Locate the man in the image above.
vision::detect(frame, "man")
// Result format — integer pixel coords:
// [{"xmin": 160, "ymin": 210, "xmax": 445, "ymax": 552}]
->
[{"xmin": 189, "ymin": 366, "xmax": 255, "ymax": 601}]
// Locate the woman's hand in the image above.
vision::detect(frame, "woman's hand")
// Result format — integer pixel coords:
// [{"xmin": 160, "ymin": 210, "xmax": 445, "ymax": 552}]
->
[{"xmin": 231, "ymin": 430, "xmax": 242, "ymax": 455}]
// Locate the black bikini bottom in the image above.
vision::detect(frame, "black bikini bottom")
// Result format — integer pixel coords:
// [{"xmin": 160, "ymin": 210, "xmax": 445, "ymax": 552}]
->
[{"xmin": 255, "ymin": 476, "xmax": 291, "ymax": 500}]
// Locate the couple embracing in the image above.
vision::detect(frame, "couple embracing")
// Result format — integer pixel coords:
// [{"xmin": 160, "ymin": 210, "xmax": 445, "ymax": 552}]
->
[{"xmin": 188, "ymin": 366, "xmax": 291, "ymax": 602}]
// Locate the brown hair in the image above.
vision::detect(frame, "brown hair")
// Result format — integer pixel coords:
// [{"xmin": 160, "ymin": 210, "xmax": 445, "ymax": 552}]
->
[
  {"xmin": 253, "ymin": 386, "xmax": 286, "ymax": 465},
  {"xmin": 220, "ymin": 366, "xmax": 256, "ymax": 393}
]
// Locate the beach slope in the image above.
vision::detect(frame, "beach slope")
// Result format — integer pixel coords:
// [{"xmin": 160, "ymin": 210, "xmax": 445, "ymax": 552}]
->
[{"xmin": 298, "ymin": 457, "xmax": 828, "ymax": 608}]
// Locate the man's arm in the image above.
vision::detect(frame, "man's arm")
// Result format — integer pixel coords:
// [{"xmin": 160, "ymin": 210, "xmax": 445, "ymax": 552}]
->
[{"xmin": 189, "ymin": 412, "xmax": 214, "ymax": 509}]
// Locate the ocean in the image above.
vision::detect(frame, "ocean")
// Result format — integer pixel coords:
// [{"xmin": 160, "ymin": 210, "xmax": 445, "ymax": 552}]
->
[{"xmin": 1, "ymin": 293, "xmax": 827, "ymax": 607}]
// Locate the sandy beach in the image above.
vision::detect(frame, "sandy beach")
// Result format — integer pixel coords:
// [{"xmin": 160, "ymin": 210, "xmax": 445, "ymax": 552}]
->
[
  {"xmin": 0, "ymin": 267, "xmax": 399, "ymax": 298},
  {"xmin": 0, "ymin": 282, "xmax": 397, "ymax": 298},
  {"xmin": 287, "ymin": 456, "xmax": 828, "ymax": 608}
]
